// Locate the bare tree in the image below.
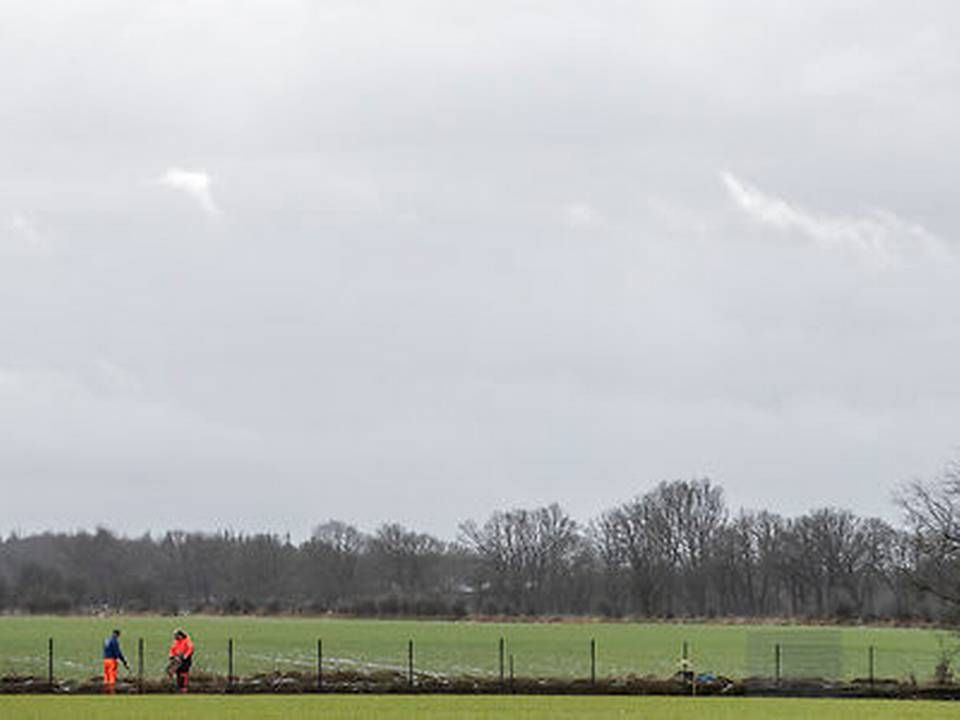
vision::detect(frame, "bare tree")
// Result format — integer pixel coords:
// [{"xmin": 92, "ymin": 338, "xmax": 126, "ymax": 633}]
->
[
  {"xmin": 897, "ymin": 461, "xmax": 960, "ymax": 607},
  {"xmin": 369, "ymin": 523, "xmax": 446, "ymax": 594},
  {"xmin": 460, "ymin": 504, "xmax": 581, "ymax": 614},
  {"xmin": 0, "ymin": 480, "xmax": 941, "ymax": 619},
  {"xmin": 303, "ymin": 521, "xmax": 367, "ymax": 606},
  {"xmin": 595, "ymin": 479, "xmax": 727, "ymax": 616}
]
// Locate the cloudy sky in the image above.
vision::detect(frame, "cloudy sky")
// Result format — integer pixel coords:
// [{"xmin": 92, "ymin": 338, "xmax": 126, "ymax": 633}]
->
[{"xmin": 2, "ymin": 1, "xmax": 959, "ymax": 539}]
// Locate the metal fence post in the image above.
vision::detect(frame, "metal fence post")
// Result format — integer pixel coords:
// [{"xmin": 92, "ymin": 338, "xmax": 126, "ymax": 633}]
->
[
  {"xmin": 317, "ymin": 638, "xmax": 323, "ymax": 691},
  {"xmin": 590, "ymin": 638, "xmax": 596, "ymax": 686},
  {"xmin": 499, "ymin": 637, "xmax": 505, "ymax": 687},
  {"xmin": 407, "ymin": 639, "xmax": 414, "ymax": 687},
  {"xmin": 680, "ymin": 639, "xmax": 690, "ymax": 684},
  {"xmin": 228, "ymin": 638, "xmax": 234, "ymax": 691},
  {"xmin": 775, "ymin": 643, "xmax": 781, "ymax": 685},
  {"xmin": 869, "ymin": 645, "xmax": 875, "ymax": 686},
  {"xmin": 48, "ymin": 638, "xmax": 54, "ymax": 690},
  {"xmin": 138, "ymin": 637, "xmax": 144, "ymax": 693}
]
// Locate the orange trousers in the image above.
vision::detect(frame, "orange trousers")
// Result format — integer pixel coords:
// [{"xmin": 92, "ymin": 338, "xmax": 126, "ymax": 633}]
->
[{"xmin": 103, "ymin": 658, "xmax": 118, "ymax": 685}]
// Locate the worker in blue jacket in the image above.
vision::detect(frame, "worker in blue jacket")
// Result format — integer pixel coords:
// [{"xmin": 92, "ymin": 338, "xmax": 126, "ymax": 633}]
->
[{"xmin": 102, "ymin": 629, "xmax": 129, "ymax": 693}]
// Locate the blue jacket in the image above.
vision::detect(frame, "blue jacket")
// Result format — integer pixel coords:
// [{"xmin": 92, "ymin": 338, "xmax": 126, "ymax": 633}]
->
[{"xmin": 103, "ymin": 634, "xmax": 127, "ymax": 663}]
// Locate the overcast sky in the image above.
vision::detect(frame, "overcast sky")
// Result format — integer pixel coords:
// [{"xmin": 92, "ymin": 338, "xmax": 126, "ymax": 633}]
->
[{"xmin": 2, "ymin": 1, "xmax": 959, "ymax": 539}]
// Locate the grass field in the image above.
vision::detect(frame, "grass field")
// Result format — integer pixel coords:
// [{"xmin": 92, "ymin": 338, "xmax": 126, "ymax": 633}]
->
[
  {"xmin": 1, "ymin": 696, "xmax": 958, "ymax": 720},
  {"xmin": 0, "ymin": 615, "xmax": 954, "ymax": 683}
]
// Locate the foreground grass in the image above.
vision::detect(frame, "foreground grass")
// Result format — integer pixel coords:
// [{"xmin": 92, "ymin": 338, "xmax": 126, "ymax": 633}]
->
[
  {"xmin": 0, "ymin": 615, "xmax": 950, "ymax": 682},
  {"xmin": 1, "ymin": 695, "xmax": 957, "ymax": 720}
]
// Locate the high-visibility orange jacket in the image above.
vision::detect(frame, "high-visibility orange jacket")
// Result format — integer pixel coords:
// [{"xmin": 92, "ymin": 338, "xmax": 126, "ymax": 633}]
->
[{"xmin": 169, "ymin": 635, "xmax": 194, "ymax": 659}]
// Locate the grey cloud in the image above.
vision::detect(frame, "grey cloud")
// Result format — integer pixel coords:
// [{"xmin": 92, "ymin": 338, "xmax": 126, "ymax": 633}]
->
[{"xmin": 1, "ymin": 1, "xmax": 959, "ymax": 538}]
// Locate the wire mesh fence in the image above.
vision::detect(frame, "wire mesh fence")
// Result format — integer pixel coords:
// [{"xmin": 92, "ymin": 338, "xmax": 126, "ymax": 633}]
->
[
  {"xmin": 2, "ymin": 621, "xmax": 958, "ymax": 691},
  {"xmin": 744, "ymin": 629, "xmax": 954, "ymax": 683}
]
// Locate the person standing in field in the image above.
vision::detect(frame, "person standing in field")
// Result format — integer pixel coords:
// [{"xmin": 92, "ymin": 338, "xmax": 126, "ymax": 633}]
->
[
  {"xmin": 167, "ymin": 628, "xmax": 195, "ymax": 692},
  {"xmin": 102, "ymin": 629, "xmax": 129, "ymax": 693}
]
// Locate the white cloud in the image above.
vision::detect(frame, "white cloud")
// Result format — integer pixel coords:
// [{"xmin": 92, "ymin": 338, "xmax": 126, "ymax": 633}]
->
[
  {"xmin": 2, "ymin": 213, "xmax": 49, "ymax": 256},
  {"xmin": 158, "ymin": 167, "xmax": 220, "ymax": 216},
  {"xmin": 721, "ymin": 172, "xmax": 944, "ymax": 267},
  {"xmin": 562, "ymin": 202, "xmax": 597, "ymax": 227},
  {"xmin": 10, "ymin": 213, "xmax": 36, "ymax": 237}
]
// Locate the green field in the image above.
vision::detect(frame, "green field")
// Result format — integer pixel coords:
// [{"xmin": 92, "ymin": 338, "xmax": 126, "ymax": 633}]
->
[
  {"xmin": 0, "ymin": 616, "xmax": 953, "ymax": 683},
  {"xmin": 0, "ymin": 696, "xmax": 957, "ymax": 720}
]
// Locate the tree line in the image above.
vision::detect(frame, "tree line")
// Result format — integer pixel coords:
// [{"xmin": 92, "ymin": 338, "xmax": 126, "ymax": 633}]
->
[{"xmin": 0, "ymin": 476, "xmax": 956, "ymax": 621}]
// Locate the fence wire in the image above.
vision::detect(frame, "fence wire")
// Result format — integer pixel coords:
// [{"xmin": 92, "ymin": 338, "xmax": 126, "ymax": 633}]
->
[{"xmin": 3, "ymin": 631, "xmax": 957, "ymax": 686}]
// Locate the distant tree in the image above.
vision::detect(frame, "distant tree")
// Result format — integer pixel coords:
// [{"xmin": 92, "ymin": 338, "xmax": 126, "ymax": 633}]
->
[
  {"xmin": 303, "ymin": 521, "xmax": 367, "ymax": 607},
  {"xmin": 897, "ymin": 460, "xmax": 960, "ymax": 608},
  {"xmin": 14, "ymin": 562, "xmax": 75, "ymax": 613},
  {"xmin": 369, "ymin": 523, "xmax": 445, "ymax": 595},
  {"xmin": 713, "ymin": 511, "xmax": 778, "ymax": 616},
  {"xmin": 784, "ymin": 508, "xmax": 886, "ymax": 617},
  {"xmin": 460, "ymin": 503, "xmax": 581, "ymax": 614},
  {"xmin": 595, "ymin": 479, "xmax": 727, "ymax": 616},
  {"xmin": 0, "ymin": 479, "xmax": 941, "ymax": 620}
]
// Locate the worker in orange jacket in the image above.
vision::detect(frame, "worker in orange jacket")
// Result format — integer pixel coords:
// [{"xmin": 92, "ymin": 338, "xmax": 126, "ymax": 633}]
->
[{"xmin": 167, "ymin": 628, "xmax": 195, "ymax": 692}]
